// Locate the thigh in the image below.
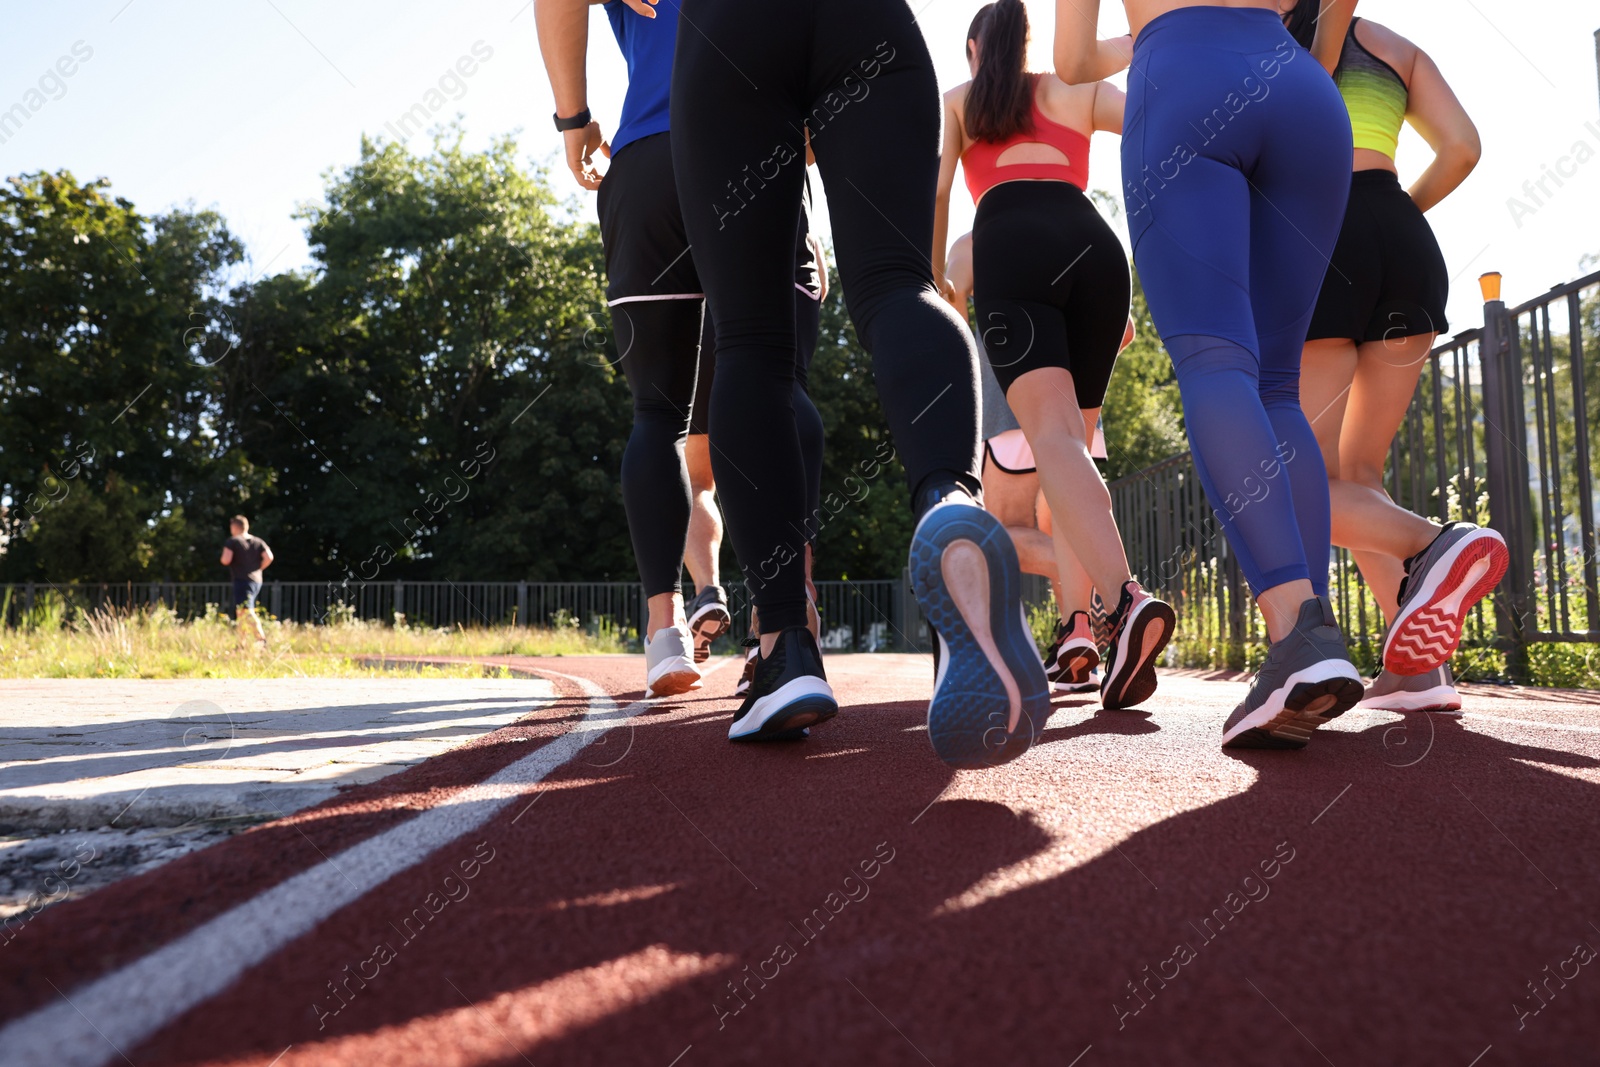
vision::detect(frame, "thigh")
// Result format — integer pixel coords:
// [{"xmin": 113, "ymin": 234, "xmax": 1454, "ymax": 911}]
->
[
  {"xmin": 806, "ymin": 3, "xmax": 942, "ymax": 320},
  {"xmin": 689, "ymin": 312, "xmax": 715, "ymax": 435},
  {"xmin": 1339, "ymin": 333, "xmax": 1435, "ymax": 483},
  {"xmin": 1061, "ymin": 236, "xmax": 1131, "ymax": 410},
  {"xmin": 981, "ymin": 446, "xmax": 1040, "ymax": 527},
  {"xmin": 671, "ymin": 0, "xmax": 809, "ymax": 358},
  {"xmin": 614, "ymin": 300, "xmax": 702, "ymax": 423},
  {"xmin": 1299, "ymin": 338, "xmax": 1359, "ymax": 476},
  {"xmin": 975, "ymin": 297, "xmax": 1071, "ymax": 394}
]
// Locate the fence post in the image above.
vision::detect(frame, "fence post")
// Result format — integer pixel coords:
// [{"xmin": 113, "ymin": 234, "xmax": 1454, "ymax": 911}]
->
[
  {"xmin": 1477, "ymin": 273, "xmax": 1534, "ymax": 678},
  {"xmin": 517, "ymin": 581, "xmax": 528, "ymax": 628},
  {"xmin": 269, "ymin": 582, "xmax": 282, "ymax": 620},
  {"xmin": 24, "ymin": 581, "xmax": 34, "ymax": 616},
  {"xmin": 394, "ymin": 579, "xmax": 404, "ymax": 623}
]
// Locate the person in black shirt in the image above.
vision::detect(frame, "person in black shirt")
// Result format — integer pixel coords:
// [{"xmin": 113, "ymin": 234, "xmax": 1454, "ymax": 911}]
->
[{"xmin": 220, "ymin": 515, "xmax": 273, "ymax": 649}]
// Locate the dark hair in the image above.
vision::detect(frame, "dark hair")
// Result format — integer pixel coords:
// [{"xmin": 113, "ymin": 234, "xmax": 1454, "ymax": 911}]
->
[
  {"xmin": 1281, "ymin": 0, "xmax": 1318, "ymax": 50},
  {"xmin": 965, "ymin": 0, "xmax": 1033, "ymax": 144},
  {"xmin": 231, "ymin": 515, "xmax": 249, "ymax": 531}
]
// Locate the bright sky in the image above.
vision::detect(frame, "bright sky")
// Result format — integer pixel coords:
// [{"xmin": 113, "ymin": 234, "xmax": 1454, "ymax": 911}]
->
[{"xmin": 3, "ymin": 1, "xmax": 1597, "ymax": 334}]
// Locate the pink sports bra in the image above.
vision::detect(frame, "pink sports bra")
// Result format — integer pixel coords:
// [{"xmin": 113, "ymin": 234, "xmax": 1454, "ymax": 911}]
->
[{"xmin": 962, "ymin": 74, "xmax": 1091, "ymax": 203}]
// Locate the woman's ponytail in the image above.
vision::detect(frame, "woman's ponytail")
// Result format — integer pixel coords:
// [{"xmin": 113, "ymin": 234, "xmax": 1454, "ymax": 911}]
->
[{"xmin": 965, "ymin": 0, "xmax": 1033, "ymax": 143}]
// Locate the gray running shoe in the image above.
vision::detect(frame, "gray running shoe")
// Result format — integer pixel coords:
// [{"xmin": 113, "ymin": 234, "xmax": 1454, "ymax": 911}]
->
[
  {"xmin": 1357, "ymin": 663, "xmax": 1462, "ymax": 714},
  {"xmin": 1221, "ymin": 596, "xmax": 1363, "ymax": 749},
  {"xmin": 1383, "ymin": 521, "xmax": 1508, "ymax": 676},
  {"xmin": 685, "ymin": 585, "xmax": 732, "ymax": 664},
  {"xmin": 644, "ymin": 624, "xmax": 701, "ymax": 698}
]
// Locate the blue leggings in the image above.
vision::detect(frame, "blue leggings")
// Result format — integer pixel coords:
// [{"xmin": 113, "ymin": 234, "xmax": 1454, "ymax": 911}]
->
[{"xmin": 1122, "ymin": 7, "xmax": 1352, "ymax": 596}]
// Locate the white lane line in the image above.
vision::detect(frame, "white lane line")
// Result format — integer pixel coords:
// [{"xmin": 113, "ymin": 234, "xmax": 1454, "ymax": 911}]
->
[
  {"xmin": 1464, "ymin": 713, "xmax": 1600, "ymax": 735},
  {"xmin": 0, "ymin": 669, "xmax": 641, "ymax": 1067}
]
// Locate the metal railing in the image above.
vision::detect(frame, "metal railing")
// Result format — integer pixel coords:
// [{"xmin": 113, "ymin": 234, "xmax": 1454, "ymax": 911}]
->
[
  {"xmin": 1111, "ymin": 268, "xmax": 1600, "ymax": 671},
  {"xmin": 0, "ymin": 574, "xmax": 1057, "ymax": 654}
]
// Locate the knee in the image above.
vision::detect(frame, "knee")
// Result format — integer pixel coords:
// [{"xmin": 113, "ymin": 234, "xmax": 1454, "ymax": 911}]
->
[{"xmin": 1165, "ymin": 334, "xmax": 1258, "ymax": 384}]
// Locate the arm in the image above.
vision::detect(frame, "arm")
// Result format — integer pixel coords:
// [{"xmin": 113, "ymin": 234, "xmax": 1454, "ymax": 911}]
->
[
  {"xmin": 933, "ymin": 90, "xmax": 966, "ymax": 301},
  {"xmin": 260, "ymin": 546, "xmax": 275, "ymax": 572},
  {"xmin": 944, "ymin": 234, "xmax": 974, "ymax": 316},
  {"xmin": 1092, "ymin": 81, "xmax": 1125, "ymax": 136},
  {"xmin": 1402, "ymin": 48, "xmax": 1479, "ymax": 212},
  {"xmin": 220, "ymin": 547, "xmax": 233, "ymax": 567},
  {"xmin": 534, "ymin": 0, "xmax": 615, "ymax": 190},
  {"xmin": 1053, "ymin": 0, "xmax": 1100, "ymax": 85},
  {"xmin": 1310, "ymin": 0, "xmax": 1359, "ymax": 74}
]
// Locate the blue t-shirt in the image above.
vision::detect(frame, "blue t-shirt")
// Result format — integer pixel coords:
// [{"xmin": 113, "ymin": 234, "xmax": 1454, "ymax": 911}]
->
[{"xmin": 605, "ymin": 0, "xmax": 679, "ymax": 155}]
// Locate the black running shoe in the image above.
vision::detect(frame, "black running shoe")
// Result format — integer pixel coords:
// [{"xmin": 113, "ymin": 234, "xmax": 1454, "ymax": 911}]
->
[
  {"xmin": 1100, "ymin": 581, "xmax": 1174, "ymax": 710},
  {"xmin": 728, "ymin": 627, "xmax": 837, "ymax": 741},
  {"xmin": 685, "ymin": 585, "xmax": 732, "ymax": 664},
  {"xmin": 1221, "ymin": 596, "xmax": 1363, "ymax": 749},
  {"xmin": 733, "ymin": 639, "xmax": 759, "ymax": 697}
]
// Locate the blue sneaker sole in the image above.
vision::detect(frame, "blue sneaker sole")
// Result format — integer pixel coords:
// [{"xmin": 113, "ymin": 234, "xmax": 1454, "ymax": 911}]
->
[{"xmin": 909, "ymin": 504, "xmax": 1051, "ymax": 768}]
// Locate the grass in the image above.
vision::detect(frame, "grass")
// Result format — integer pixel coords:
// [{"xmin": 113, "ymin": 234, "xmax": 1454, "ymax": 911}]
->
[{"xmin": 0, "ymin": 602, "xmax": 629, "ymax": 680}]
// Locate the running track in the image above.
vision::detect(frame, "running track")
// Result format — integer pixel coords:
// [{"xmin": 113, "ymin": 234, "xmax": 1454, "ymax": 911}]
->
[{"xmin": 4, "ymin": 654, "xmax": 1598, "ymax": 1066}]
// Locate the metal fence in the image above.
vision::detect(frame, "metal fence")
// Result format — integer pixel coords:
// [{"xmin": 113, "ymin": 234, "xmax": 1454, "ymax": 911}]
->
[
  {"xmin": 1110, "ymin": 268, "xmax": 1600, "ymax": 671},
  {"xmin": 0, "ymin": 574, "xmax": 1056, "ymax": 655}
]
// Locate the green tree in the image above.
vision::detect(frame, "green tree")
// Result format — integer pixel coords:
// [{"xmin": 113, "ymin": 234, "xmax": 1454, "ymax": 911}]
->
[
  {"xmin": 0, "ymin": 171, "xmax": 244, "ymax": 581},
  {"xmin": 222, "ymin": 129, "xmax": 636, "ymax": 582}
]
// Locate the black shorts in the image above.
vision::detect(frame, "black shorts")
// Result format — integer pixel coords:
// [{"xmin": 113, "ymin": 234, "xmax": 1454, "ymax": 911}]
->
[
  {"xmin": 972, "ymin": 180, "xmax": 1130, "ymax": 405},
  {"xmin": 596, "ymin": 132, "xmax": 702, "ymax": 303},
  {"xmin": 1307, "ymin": 169, "xmax": 1449, "ymax": 343}
]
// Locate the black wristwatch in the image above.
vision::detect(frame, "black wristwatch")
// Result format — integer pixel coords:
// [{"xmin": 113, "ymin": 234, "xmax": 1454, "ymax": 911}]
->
[{"xmin": 553, "ymin": 108, "xmax": 591, "ymax": 132}]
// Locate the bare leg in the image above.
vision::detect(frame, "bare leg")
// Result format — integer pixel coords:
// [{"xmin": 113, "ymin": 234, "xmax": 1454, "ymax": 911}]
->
[
  {"xmin": 981, "ymin": 449, "xmax": 1057, "ymax": 582},
  {"xmin": 646, "ymin": 592, "xmax": 687, "ymax": 639},
  {"xmin": 1007, "ymin": 368, "xmax": 1132, "ymax": 605},
  {"xmin": 683, "ymin": 434, "xmax": 721, "ymax": 593},
  {"xmin": 1302, "ymin": 335, "xmax": 1441, "ymax": 624},
  {"xmin": 1338, "ymin": 333, "xmax": 1444, "ymax": 619},
  {"xmin": 1035, "ymin": 489, "xmax": 1068, "ymax": 612}
]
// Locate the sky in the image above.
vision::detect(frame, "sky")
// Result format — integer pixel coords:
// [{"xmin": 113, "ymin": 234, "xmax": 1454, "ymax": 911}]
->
[{"xmin": 2, "ymin": 1, "xmax": 1598, "ymax": 334}]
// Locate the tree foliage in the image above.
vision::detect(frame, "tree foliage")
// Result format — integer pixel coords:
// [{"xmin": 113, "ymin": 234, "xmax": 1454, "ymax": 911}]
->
[{"xmin": 1, "ymin": 136, "xmax": 1198, "ymax": 585}]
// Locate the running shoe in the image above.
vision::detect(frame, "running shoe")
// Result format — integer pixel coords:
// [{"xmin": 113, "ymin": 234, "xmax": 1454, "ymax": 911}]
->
[
  {"xmin": 1100, "ymin": 582, "xmax": 1175, "ymax": 710},
  {"xmin": 733, "ymin": 639, "xmax": 759, "ymax": 697},
  {"xmin": 1221, "ymin": 596, "xmax": 1363, "ymax": 749},
  {"xmin": 644, "ymin": 624, "xmax": 701, "ymax": 698},
  {"xmin": 685, "ymin": 584, "xmax": 732, "ymax": 664},
  {"xmin": 1056, "ymin": 669, "xmax": 1101, "ymax": 695},
  {"xmin": 908, "ymin": 496, "xmax": 1050, "ymax": 768},
  {"xmin": 1357, "ymin": 664, "xmax": 1462, "ymax": 714},
  {"xmin": 728, "ymin": 626, "xmax": 837, "ymax": 741},
  {"xmin": 1047, "ymin": 611, "xmax": 1101, "ymax": 692},
  {"xmin": 1383, "ymin": 522, "xmax": 1509, "ymax": 676}
]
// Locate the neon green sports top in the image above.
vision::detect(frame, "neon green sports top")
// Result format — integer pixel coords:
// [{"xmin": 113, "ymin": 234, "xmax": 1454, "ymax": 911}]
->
[{"xmin": 1334, "ymin": 19, "xmax": 1407, "ymax": 159}]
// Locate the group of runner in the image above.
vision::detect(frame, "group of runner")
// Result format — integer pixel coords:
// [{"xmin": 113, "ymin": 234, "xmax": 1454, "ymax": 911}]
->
[{"xmin": 533, "ymin": 0, "xmax": 1509, "ymax": 767}]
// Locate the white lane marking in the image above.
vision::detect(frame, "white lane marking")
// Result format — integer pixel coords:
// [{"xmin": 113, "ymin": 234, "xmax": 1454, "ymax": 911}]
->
[
  {"xmin": 0, "ymin": 668, "xmax": 647, "ymax": 1067},
  {"xmin": 1464, "ymin": 713, "xmax": 1600, "ymax": 735}
]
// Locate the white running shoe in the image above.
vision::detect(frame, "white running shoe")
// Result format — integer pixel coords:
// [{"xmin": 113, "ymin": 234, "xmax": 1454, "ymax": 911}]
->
[
  {"xmin": 645, "ymin": 624, "xmax": 701, "ymax": 698},
  {"xmin": 1357, "ymin": 664, "xmax": 1462, "ymax": 713}
]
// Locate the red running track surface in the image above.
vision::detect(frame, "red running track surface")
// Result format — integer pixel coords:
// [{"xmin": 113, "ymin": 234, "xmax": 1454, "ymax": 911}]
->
[{"xmin": 3, "ymin": 654, "xmax": 1599, "ymax": 1067}]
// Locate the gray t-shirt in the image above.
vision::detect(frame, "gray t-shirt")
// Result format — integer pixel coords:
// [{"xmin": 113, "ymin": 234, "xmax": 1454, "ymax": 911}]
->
[{"xmin": 978, "ymin": 335, "xmax": 1020, "ymax": 441}]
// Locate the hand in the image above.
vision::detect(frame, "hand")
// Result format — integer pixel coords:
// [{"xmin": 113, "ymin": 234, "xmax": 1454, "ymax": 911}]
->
[
  {"xmin": 616, "ymin": 0, "xmax": 657, "ymax": 15},
  {"xmin": 937, "ymin": 275, "xmax": 959, "ymax": 312},
  {"xmin": 564, "ymin": 122, "xmax": 610, "ymax": 190}
]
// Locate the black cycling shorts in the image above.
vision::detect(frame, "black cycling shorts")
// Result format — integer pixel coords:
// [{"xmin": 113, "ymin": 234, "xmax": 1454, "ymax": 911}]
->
[
  {"xmin": 1307, "ymin": 169, "xmax": 1449, "ymax": 343},
  {"xmin": 972, "ymin": 180, "xmax": 1130, "ymax": 406}
]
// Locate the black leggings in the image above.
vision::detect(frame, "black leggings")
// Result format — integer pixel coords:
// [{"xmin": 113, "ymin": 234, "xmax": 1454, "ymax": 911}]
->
[
  {"xmin": 690, "ymin": 293, "xmax": 826, "ymax": 544},
  {"xmin": 672, "ymin": 0, "xmax": 981, "ymax": 631},
  {"xmin": 614, "ymin": 299, "xmax": 701, "ymax": 598},
  {"xmin": 973, "ymin": 181, "xmax": 1130, "ymax": 404}
]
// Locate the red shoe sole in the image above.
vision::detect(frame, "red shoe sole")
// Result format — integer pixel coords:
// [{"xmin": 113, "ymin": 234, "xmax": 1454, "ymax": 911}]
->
[{"xmin": 1384, "ymin": 536, "xmax": 1509, "ymax": 676}]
